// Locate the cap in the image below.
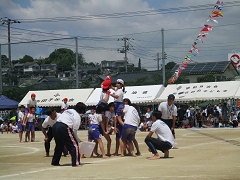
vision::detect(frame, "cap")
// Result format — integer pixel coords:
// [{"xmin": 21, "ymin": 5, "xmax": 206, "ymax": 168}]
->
[
  {"xmin": 31, "ymin": 93, "xmax": 36, "ymax": 97},
  {"xmin": 19, "ymin": 105, "xmax": 25, "ymax": 109},
  {"xmin": 168, "ymin": 94, "xmax": 175, "ymax": 100},
  {"xmin": 63, "ymin": 98, "xmax": 68, "ymax": 101},
  {"xmin": 102, "ymin": 79, "xmax": 112, "ymax": 89},
  {"xmin": 117, "ymin": 79, "xmax": 124, "ymax": 85}
]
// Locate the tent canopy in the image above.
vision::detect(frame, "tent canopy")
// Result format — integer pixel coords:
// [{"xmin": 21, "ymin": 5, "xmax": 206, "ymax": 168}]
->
[
  {"xmin": 85, "ymin": 85, "xmax": 165, "ymax": 106},
  {"xmin": 19, "ymin": 88, "xmax": 94, "ymax": 107},
  {"xmin": 156, "ymin": 81, "xmax": 240, "ymax": 102},
  {"xmin": 0, "ymin": 95, "xmax": 19, "ymax": 109}
]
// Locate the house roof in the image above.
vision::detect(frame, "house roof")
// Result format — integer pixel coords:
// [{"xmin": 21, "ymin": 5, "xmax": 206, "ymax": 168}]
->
[
  {"xmin": 14, "ymin": 63, "xmax": 24, "ymax": 67},
  {"xmin": 40, "ymin": 64, "xmax": 57, "ymax": 67},
  {"xmin": 171, "ymin": 61, "xmax": 239, "ymax": 75},
  {"xmin": 24, "ymin": 62, "xmax": 39, "ymax": 66},
  {"xmin": 99, "ymin": 70, "xmax": 162, "ymax": 83}
]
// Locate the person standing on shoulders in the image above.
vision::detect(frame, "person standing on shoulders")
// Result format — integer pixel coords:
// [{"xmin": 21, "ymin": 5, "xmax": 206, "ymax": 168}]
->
[{"xmin": 158, "ymin": 94, "xmax": 178, "ymax": 145}]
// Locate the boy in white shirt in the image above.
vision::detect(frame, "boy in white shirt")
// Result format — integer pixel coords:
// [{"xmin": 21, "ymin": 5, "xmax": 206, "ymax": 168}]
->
[
  {"xmin": 18, "ymin": 105, "xmax": 25, "ymax": 142},
  {"xmin": 51, "ymin": 102, "xmax": 86, "ymax": 167},
  {"xmin": 145, "ymin": 110, "xmax": 176, "ymax": 160},
  {"xmin": 88, "ymin": 104, "xmax": 109, "ymax": 158},
  {"xmin": 61, "ymin": 98, "xmax": 69, "ymax": 113},
  {"xmin": 25, "ymin": 106, "xmax": 36, "ymax": 142}
]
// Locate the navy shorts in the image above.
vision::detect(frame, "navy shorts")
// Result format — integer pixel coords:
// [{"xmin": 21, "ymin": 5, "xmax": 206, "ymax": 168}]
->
[
  {"xmin": 121, "ymin": 124, "xmax": 137, "ymax": 142},
  {"xmin": 88, "ymin": 124, "xmax": 102, "ymax": 140},
  {"xmin": 17, "ymin": 121, "xmax": 23, "ymax": 131},
  {"xmin": 116, "ymin": 123, "xmax": 123, "ymax": 138},
  {"xmin": 114, "ymin": 102, "xmax": 124, "ymax": 116},
  {"xmin": 26, "ymin": 122, "xmax": 34, "ymax": 131}
]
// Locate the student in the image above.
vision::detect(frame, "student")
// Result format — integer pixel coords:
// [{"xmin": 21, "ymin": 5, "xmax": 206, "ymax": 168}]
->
[
  {"xmin": 145, "ymin": 111, "xmax": 176, "ymax": 160},
  {"xmin": 51, "ymin": 102, "xmax": 86, "ymax": 167},
  {"xmin": 18, "ymin": 105, "xmax": 25, "ymax": 142},
  {"xmin": 26, "ymin": 93, "xmax": 37, "ymax": 113},
  {"xmin": 144, "ymin": 108, "xmax": 151, "ymax": 122},
  {"xmin": 42, "ymin": 108, "xmax": 68, "ymax": 157},
  {"xmin": 88, "ymin": 104, "xmax": 109, "ymax": 159},
  {"xmin": 0, "ymin": 122, "xmax": 8, "ymax": 133},
  {"xmin": 110, "ymin": 79, "xmax": 125, "ymax": 156},
  {"xmin": 104, "ymin": 102, "xmax": 116, "ymax": 156},
  {"xmin": 61, "ymin": 98, "xmax": 69, "ymax": 113},
  {"xmin": 25, "ymin": 106, "xmax": 36, "ymax": 142},
  {"xmin": 11, "ymin": 122, "xmax": 18, "ymax": 133},
  {"xmin": 121, "ymin": 98, "xmax": 140, "ymax": 157}
]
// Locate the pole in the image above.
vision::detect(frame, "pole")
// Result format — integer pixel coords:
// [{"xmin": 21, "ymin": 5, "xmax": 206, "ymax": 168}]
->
[
  {"xmin": 0, "ymin": 44, "xmax": 2, "ymax": 95},
  {"xmin": 124, "ymin": 37, "xmax": 128, "ymax": 72},
  {"xmin": 161, "ymin": 28, "xmax": 165, "ymax": 86},
  {"xmin": 7, "ymin": 22, "xmax": 12, "ymax": 85},
  {"xmin": 75, "ymin": 37, "xmax": 79, "ymax": 89},
  {"xmin": 157, "ymin": 53, "xmax": 159, "ymax": 71}
]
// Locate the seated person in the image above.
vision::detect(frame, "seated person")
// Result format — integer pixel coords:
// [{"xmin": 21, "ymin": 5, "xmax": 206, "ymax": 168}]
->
[
  {"xmin": 182, "ymin": 116, "xmax": 190, "ymax": 128},
  {"xmin": 11, "ymin": 122, "xmax": 19, "ymax": 133},
  {"xmin": 0, "ymin": 122, "xmax": 9, "ymax": 134}
]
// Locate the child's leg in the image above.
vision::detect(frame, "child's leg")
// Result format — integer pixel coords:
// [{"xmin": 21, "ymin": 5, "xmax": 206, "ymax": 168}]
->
[
  {"xmin": 25, "ymin": 131, "xmax": 30, "ymax": 142},
  {"xmin": 113, "ymin": 137, "xmax": 120, "ymax": 156},
  {"xmin": 127, "ymin": 140, "xmax": 136, "ymax": 157},
  {"xmin": 92, "ymin": 140, "xmax": 99, "ymax": 156},
  {"xmin": 96, "ymin": 138, "xmax": 109, "ymax": 158},
  {"xmin": 133, "ymin": 138, "xmax": 141, "ymax": 155},
  {"xmin": 103, "ymin": 134, "xmax": 112, "ymax": 155},
  {"xmin": 121, "ymin": 140, "xmax": 127, "ymax": 157},
  {"xmin": 31, "ymin": 130, "xmax": 35, "ymax": 142}
]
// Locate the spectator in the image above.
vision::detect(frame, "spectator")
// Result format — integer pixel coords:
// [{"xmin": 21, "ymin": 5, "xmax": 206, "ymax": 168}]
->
[
  {"xmin": 216, "ymin": 103, "xmax": 222, "ymax": 116},
  {"xmin": 182, "ymin": 116, "xmax": 190, "ymax": 128},
  {"xmin": 177, "ymin": 105, "xmax": 186, "ymax": 128},
  {"xmin": 0, "ymin": 122, "xmax": 9, "ymax": 133},
  {"xmin": 222, "ymin": 103, "xmax": 229, "ymax": 125},
  {"xmin": 11, "ymin": 122, "xmax": 18, "ymax": 133},
  {"xmin": 229, "ymin": 112, "xmax": 238, "ymax": 128},
  {"xmin": 144, "ymin": 108, "xmax": 151, "ymax": 122},
  {"xmin": 195, "ymin": 106, "xmax": 202, "ymax": 128}
]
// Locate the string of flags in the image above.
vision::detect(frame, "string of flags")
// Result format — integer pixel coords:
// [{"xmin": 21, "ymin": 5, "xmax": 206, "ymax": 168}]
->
[{"xmin": 168, "ymin": 0, "xmax": 224, "ymax": 84}]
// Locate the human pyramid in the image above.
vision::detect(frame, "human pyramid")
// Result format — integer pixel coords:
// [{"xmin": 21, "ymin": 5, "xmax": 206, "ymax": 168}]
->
[{"xmin": 16, "ymin": 75, "xmax": 177, "ymax": 167}]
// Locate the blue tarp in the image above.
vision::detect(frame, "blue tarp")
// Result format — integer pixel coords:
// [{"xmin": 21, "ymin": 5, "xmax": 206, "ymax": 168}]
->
[{"xmin": 0, "ymin": 95, "xmax": 19, "ymax": 109}]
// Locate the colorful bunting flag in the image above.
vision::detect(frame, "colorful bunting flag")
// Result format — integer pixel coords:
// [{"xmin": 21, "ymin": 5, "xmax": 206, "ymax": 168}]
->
[{"xmin": 168, "ymin": 1, "xmax": 224, "ymax": 84}]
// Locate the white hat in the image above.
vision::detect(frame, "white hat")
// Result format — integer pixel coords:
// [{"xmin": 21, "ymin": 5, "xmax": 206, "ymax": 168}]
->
[{"xmin": 117, "ymin": 79, "xmax": 124, "ymax": 85}]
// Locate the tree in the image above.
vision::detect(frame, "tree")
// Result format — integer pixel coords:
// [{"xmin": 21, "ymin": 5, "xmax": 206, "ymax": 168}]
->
[
  {"xmin": 165, "ymin": 61, "xmax": 176, "ymax": 70},
  {"xmin": 1, "ymin": 55, "xmax": 9, "ymax": 66},
  {"xmin": 19, "ymin": 55, "xmax": 34, "ymax": 63}
]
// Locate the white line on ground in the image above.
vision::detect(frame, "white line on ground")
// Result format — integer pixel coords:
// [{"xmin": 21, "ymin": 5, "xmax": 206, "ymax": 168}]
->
[{"xmin": 0, "ymin": 146, "xmax": 40, "ymax": 158}]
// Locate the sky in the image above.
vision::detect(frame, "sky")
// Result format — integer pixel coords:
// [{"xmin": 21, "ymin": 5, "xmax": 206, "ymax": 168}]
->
[{"xmin": 0, "ymin": 0, "xmax": 240, "ymax": 71}]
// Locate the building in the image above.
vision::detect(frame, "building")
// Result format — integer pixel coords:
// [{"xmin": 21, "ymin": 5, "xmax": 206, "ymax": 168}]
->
[
  {"xmin": 40, "ymin": 64, "xmax": 57, "ymax": 76},
  {"xmin": 171, "ymin": 61, "xmax": 239, "ymax": 83},
  {"xmin": 101, "ymin": 60, "xmax": 134, "ymax": 73}
]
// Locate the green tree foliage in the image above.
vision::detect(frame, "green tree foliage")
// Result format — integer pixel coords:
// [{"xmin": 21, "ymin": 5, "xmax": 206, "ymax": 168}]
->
[
  {"xmin": 19, "ymin": 55, "xmax": 34, "ymax": 63},
  {"xmin": 1, "ymin": 55, "xmax": 9, "ymax": 66},
  {"xmin": 47, "ymin": 48, "xmax": 85, "ymax": 71},
  {"xmin": 165, "ymin": 61, "xmax": 176, "ymax": 70}
]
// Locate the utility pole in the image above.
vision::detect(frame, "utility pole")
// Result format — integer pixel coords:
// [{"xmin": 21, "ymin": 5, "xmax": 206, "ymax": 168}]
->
[
  {"xmin": 0, "ymin": 44, "xmax": 2, "ymax": 94},
  {"xmin": 161, "ymin": 28, "xmax": 165, "ymax": 86},
  {"xmin": 157, "ymin": 53, "xmax": 160, "ymax": 71},
  {"xmin": 1, "ymin": 17, "xmax": 20, "ymax": 85},
  {"xmin": 75, "ymin": 37, "xmax": 79, "ymax": 89},
  {"xmin": 124, "ymin": 37, "xmax": 128, "ymax": 72},
  {"xmin": 118, "ymin": 37, "xmax": 130, "ymax": 72}
]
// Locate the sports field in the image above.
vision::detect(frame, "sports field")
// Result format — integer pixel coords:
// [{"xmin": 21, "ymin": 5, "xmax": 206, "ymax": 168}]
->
[{"xmin": 0, "ymin": 128, "xmax": 240, "ymax": 180}]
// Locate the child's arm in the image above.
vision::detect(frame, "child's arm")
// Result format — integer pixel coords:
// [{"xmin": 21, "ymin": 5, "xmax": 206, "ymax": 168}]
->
[{"xmin": 99, "ymin": 121, "xmax": 107, "ymax": 135}]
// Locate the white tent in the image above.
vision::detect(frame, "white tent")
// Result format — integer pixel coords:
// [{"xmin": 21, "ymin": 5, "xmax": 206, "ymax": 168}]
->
[
  {"xmin": 156, "ymin": 81, "xmax": 240, "ymax": 102},
  {"xmin": 19, "ymin": 88, "xmax": 94, "ymax": 107},
  {"xmin": 234, "ymin": 83, "xmax": 240, "ymax": 100},
  {"xmin": 85, "ymin": 85, "xmax": 165, "ymax": 105}
]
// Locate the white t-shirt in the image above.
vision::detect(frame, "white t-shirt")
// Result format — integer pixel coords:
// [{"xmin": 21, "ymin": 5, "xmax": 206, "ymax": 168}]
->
[
  {"xmin": 216, "ymin": 106, "xmax": 222, "ymax": 115},
  {"xmin": 88, "ymin": 113, "xmax": 102, "ymax": 125},
  {"xmin": 105, "ymin": 111, "xmax": 115, "ymax": 123},
  {"xmin": 57, "ymin": 109, "xmax": 81, "ymax": 131},
  {"xmin": 150, "ymin": 119, "xmax": 176, "ymax": 147},
  {"xmin": 145, "ymin": 112, "xmax": 151, "ymax": 119},
  {"xmin": 186, "ymin": 109, "xmax": 191, "ymax": 117},
  {"xmin": 27, "ymin": 99, "xmax": 37, "ymax": 108},
  {"xmin": 18, "ymin": 111, "xmax": 25, "ymax": 122},
  {"xmin": 99, "ymin": 91, "xmax": 109, "ymax": 103},
  {"xmin": 42, "ymin": 113, "xmax": 61, "ymax": 128},
  {"xmin": 61, "ymin": 102, "xmax": 69, "ymax": 110},
  {"xmin": 158, "ymin": 102, "xmax": 177, "ymax": 119},
  {"xmin": 27, "ymin": 113, "xmax": 35, "ymax": 122},
  {"xmin": 123, "ymin": 105, "xmax": 140, "ymax": 127},
  {"xmin": 114, "ymin": 88, "xmax": 124, "ymax": 102},
  {"xmin": 12, "ymin": 125, "xmax": 18, "ymax": 131}
]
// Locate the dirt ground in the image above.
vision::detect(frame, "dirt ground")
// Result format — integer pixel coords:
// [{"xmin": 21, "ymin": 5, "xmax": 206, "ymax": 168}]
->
[{"xmin": 0, "ymin": 128, "xmax": 240, "ymax": 180}]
